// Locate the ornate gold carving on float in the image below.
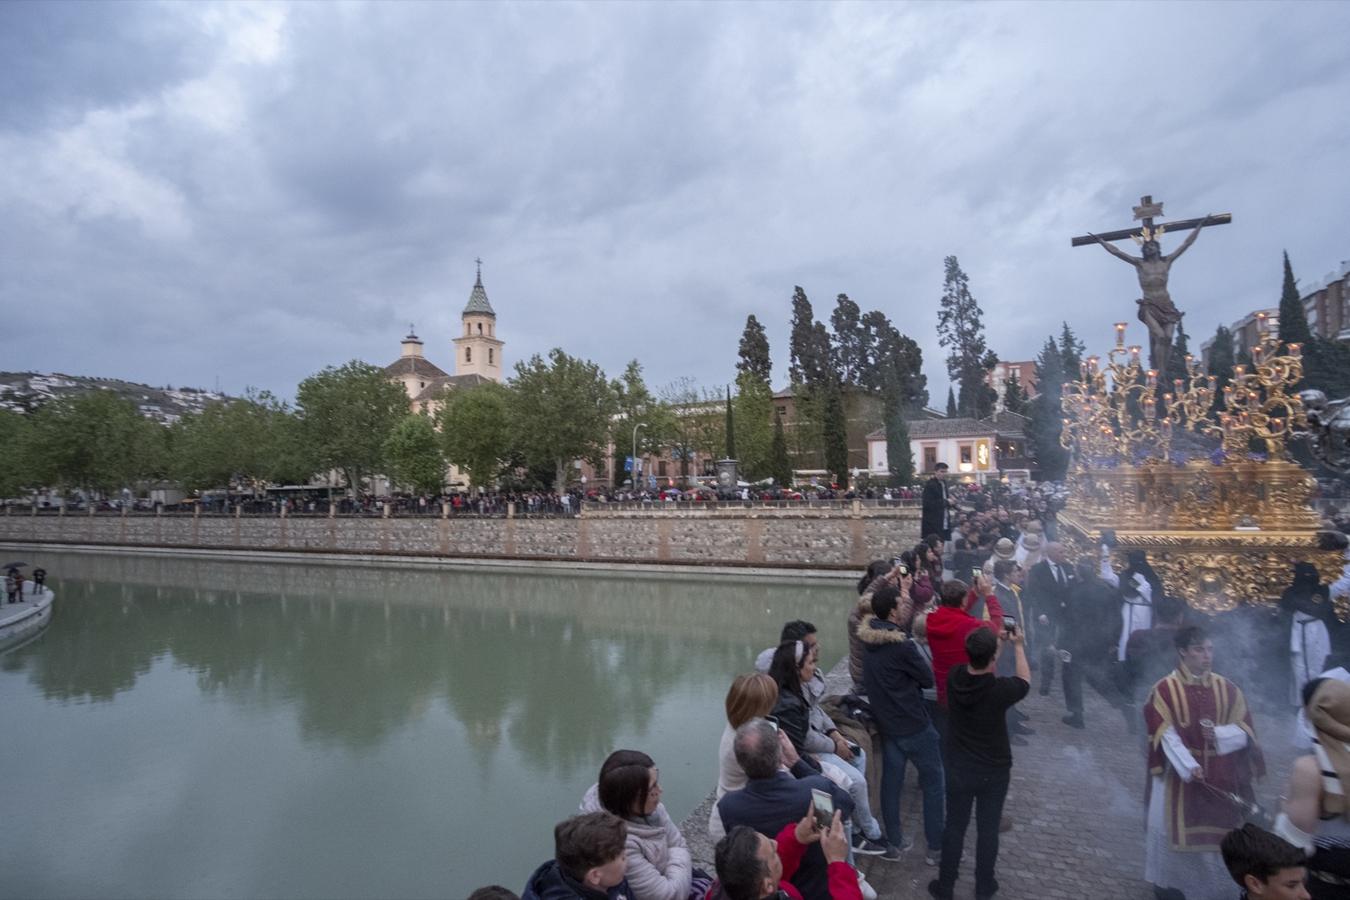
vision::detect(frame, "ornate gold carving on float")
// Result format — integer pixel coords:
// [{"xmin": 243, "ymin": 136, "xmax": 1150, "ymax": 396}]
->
[{"xmin": 1058, "ymin": 320, "xmax": 1341, "ymax": 611}]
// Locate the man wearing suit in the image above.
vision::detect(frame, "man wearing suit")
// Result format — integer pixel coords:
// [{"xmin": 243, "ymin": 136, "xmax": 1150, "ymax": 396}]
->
[
  {"xmin": 1024, "ymin": 542, "xmax": 1074, "ymax": 697},
  {"xmin": 921, "ymin": 463, "xmax": 954, "ymax": 542}
]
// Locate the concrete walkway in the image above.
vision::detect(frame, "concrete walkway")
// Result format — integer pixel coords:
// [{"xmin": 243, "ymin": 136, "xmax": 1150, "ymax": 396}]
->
[
  {"xmin": 682, "ymin": 656, "xmax": 1302, "ymax": 899},
  {"xmin": 0, "ymin": 581, "xmax": 55, "ymax": 650}
]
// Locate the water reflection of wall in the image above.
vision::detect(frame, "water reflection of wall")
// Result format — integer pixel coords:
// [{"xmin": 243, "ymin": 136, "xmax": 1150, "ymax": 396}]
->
[{"xmin": 6, "ymin": 553, "xmax": 845, "ymax": 775}]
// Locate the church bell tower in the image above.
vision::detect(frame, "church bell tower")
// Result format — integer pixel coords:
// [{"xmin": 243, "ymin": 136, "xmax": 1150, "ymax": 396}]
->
[{"xmin": 453, "ymin": 258, "xmax": 504, "ymax": 383}]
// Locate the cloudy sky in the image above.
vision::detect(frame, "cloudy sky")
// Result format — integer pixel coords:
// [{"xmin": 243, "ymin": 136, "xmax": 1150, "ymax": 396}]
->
[{"xmin": 3, "ymin": 1, "xmax": 1349, "ymax": 402}]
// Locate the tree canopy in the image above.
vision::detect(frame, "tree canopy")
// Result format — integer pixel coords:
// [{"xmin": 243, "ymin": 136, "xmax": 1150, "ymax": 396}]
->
[
  {"xmin": 510, "ymin": 349, "xmax": 617, "ymax": 491},
  {"xmin": 296, "ymin": 360, "xmax": 411, "ymax": 492}
]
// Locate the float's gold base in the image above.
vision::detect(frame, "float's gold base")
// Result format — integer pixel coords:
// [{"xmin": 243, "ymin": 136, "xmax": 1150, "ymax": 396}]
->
[{"xmin": 1059, "ymin": 459, "xmax": 1340, "ymax": 612}]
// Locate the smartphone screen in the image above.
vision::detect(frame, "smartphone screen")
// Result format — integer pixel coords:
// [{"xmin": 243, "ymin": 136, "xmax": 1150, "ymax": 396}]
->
[
  {"xmin": 1002, "ymin": 615, "xmax": 1016, "ymax": 632},
  {"xmin": 972, "ymin": 567, "xmax": 983, "ymax": 582},
  {"xmin": 810, "ymin": 788, "xmax": 833, "ymax": 831}
]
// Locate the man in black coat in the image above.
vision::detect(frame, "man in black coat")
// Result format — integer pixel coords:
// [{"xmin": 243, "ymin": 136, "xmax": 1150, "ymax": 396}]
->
[
  {"xmin": 1059, "ymin": 558, "xmax": 1123, "ymax": 728},
  {"xmin": 1023, "ymin": 542, "xmax": 1074, "ymax": 696},
  {"xmin": 921, "ymin": 463, "xmax": 953, "ymax": 542}
]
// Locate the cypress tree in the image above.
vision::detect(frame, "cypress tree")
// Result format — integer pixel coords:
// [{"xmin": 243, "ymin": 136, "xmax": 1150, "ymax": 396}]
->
[
  {"xmin": 1278, "ymin": 251, "xmax": 1313, "ymax": 346},
  {"xmin": 883, "ymin": 391, "xmax": 914, "ymax": 486},
  {"xmin": 736, "ymin": 315, "xmax": 773, "ymax": 385},
  {"xmin": 770, "ymin": 411, "xmax": 791, "ymax": 487},
  {"xmin": 1002, "ymin": 372, "xmax": 1027, "ymax": 415},
  {"xmin": 1027, "ymin": 337, "xmax": 1069, "ymax": 480},
  {"xmin": 822, "ymin": 380, "xmax": 849, "ymax": 488},
  {"xmin": 946, "ymin": 386, "xmax": 957, "ymax": 417},
  {"xmin": 937, "ymin": 256, "xmax": 997, "ymax": 418},
  {"xmin": 1206, "ymin": 325, "xmax": 1236, "ymax": 414},
  {"xmin": 725, "ymin": 385, "xmax": 736, "ymax": 459}
]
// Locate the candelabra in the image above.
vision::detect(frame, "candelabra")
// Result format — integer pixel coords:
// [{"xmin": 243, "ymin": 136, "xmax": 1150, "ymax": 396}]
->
[
  {"xmin": 1055, "ymin": 317, "xmax": 1332, "ymax": 613},
  {"xmin": 1061, "ymin": 315, "xmax": 1304, "ymax": 466}
]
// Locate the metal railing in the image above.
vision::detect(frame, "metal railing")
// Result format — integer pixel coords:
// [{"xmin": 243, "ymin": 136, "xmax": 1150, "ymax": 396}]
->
[{"xmin": 582, "ymin": 498, "xmax": 920, "ymax": 512}]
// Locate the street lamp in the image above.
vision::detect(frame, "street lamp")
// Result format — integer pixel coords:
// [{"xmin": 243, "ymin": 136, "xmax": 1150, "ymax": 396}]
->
[{"xmin": 632, "ymin": 422, "xmax": 647, "ymax": 492}]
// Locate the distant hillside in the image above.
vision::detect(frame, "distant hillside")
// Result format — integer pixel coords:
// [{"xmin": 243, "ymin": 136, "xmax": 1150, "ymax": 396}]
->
[{"xmin": 0, "ymin": 372, "xmax": 231, "ymax": 425}]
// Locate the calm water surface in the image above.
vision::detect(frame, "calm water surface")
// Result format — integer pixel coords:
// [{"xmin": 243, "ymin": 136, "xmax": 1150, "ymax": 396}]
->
[{"xmin": 0, "ymin": 551, "xmax": 849, "ymax": 899}]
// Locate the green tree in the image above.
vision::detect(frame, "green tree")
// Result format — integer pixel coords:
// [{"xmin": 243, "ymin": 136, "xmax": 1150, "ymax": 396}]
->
[
  {"xmin": 171, "ymin": 391, "xmax": 311, "ymax": 492},
  {"xmin": 770, "ymin": 410, "xmax": 792, "ymax": 487},
  {"xmin": 946, "ymin": 387, "xmax": 957, "ymax": 417},
  {"xmin": 733, "ymin": 320, "xmax": 775, "ymax": 479},
  {"xmin": 610, "ymin": 360, "xmax": 673, "ymax": 488},
  {"xmin": 1161, "ymin": 321, "xmax": 1193, "ymax": 389},
  {"xmin": 382, "ymin": 414, "xmax": 445, "ymax": 495},
  {"xmin": 788, "ymin": 287, "xmax": 831, "ymax": 387},
  {"xmin": 1027, "ymin": 337, "xmax": 1069, "ymax": 480},
  {"xmin": 937, "ymin": 256, "xmax": 998, "ymax": 419},
  {"xmin": 859, "ymin": 310, "xmax": 929, "ymax": 411},
  {"xmin": 883, "ymin": 395, "xmax": 914, "ymax": 486},
  {"xmin": 821, "ymin": 380, "xmax": 849, "ymax": 487},
  {"xmin": 25, "ymin": 392, "xmax": 167, "ymax": 495},
  {"xmin": 830, "ymin": 293, "xmax": 865, "ymax": 386},
  {"xmin": 510, "ymin": 349, "xmax": 617, "ymax": 491},
  {"xmin": 724, "ymin": 385, "xmax": 736, "ymax": 459},
  {"xmin": 296, "ymin": 361, "xmax": 409, "ymax": 493},
  {"xmin": 1279, "ymin": 250, "xmax": 1313, "ymax": 346},
  {"xmin": 1058, "ymin": 322, "xmax": 1085, "ymax": 376},
  {"xmin": 1002, "ymin": 372, "xmax": 1027, "ymax": 415},
  {"xmin": 1207, "ymin": 325, "xmax": 1237, "ymax": 406},
  {"xmin": 0, "ymin": 409, "xmax": 32, "ymax": 496},
  {"xmin": 736, "ymin": 315, "xmax": 773, "ymax": 385},
  {"xmin": 733, "ymin": 372, "xmax": 774, "ymax": 479},
  {"xmin": 438, "ymin": 382, "xmax": 514, "ymax": 489}
]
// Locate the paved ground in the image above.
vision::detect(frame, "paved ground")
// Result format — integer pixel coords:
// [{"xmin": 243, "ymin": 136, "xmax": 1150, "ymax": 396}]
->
[
  {"xmin": 687, "ymin": 658, "xmax": 1303, "ymax": 900},
  {"xmin": 854, "ymin": 675, "xmax": 1302, "ymax": 899}
]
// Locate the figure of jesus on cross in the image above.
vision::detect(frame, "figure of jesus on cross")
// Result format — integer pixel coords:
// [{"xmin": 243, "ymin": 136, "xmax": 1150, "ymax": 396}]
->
[{"xmin": 1072, "ymin": 196, "xmax": 1231, "ymax": 375}]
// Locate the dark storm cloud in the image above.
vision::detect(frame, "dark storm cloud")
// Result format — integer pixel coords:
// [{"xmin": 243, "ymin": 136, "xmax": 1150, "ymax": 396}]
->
[{"xmin": 2, "ymin": 1, "xmax": 1349, "ymax": 401}]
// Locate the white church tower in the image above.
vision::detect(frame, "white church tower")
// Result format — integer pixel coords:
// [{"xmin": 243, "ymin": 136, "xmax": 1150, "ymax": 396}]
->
[{"xmin": 452, "ymin": 258, "xmax": 504, "ymax": 383}]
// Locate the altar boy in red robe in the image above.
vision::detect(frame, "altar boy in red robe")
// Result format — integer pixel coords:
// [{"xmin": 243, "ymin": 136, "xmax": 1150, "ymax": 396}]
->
[{"xmin": 1143, "ymin": 625, "xmax": 1265, "ymax": 900}]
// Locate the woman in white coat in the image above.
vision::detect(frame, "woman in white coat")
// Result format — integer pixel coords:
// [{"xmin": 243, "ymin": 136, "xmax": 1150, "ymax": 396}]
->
[{"xmin": 580, "ymin": 749, "xmax": 709, "ymax": 900}]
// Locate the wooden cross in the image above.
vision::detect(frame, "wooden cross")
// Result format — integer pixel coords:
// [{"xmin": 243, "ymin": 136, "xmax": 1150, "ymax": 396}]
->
[{"xmin": 1070, "ymin": 194, "xmax": 1231, "ymax": 246}]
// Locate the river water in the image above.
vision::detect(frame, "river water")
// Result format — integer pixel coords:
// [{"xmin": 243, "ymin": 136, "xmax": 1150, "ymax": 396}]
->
[{"xmin": 0, "ymin": 551, "xmax": 849, "ymax": 899}]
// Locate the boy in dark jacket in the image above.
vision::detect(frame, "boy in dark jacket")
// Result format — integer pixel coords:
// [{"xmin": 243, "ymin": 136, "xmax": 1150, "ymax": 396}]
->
[
  {"xmin": 859, "ymin": 584, "xmax": 945, "ymax": 864},
  {"xmin": 522, "ymin": 812, "xmax": 633, "ymax": 900}
]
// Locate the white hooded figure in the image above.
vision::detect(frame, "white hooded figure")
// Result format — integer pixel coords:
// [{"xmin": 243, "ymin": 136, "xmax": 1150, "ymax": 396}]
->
[
  {"xmin": 1096, "ymin": 546, "xmax": 1154, "ymax": 661},
  {"xmin": 1287, "ymin": 560, "xmax": 1334, "ymax": 707}
]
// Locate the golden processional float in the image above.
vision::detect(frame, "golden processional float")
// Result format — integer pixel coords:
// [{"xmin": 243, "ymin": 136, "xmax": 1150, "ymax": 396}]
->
[{"xmin": 1056, "ymin": 315, "xmax": 1343, "ymax": 614}]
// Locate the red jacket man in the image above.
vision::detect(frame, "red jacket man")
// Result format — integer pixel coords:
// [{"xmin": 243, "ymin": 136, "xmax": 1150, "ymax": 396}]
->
[
  {"xmin": 704, "ymin": 809, "xmax": 861, "ymax": 900},
  {"xmin": 926, "ymin": 577, "xmax": 1002, "ymax": 706}
]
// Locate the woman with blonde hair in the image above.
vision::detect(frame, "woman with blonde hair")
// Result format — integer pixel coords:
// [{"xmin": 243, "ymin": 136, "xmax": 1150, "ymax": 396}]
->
[{"xmin": 715, "ymin": 673, "xmax": 779, "ymax": 800}]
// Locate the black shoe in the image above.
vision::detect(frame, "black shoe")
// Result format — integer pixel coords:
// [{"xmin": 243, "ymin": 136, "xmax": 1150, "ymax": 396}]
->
[
  {"xmin": 1062, "ymin": 714, "xmax": 1086, "ymax": 729},
  {"xmin": 976, "ymin": 878, "xmax": 1000, "ymax": 900},
  {"xmin": 927, "ymin": 880, "xmax": 954, "ymax": 900},
  {"xmin": 1010, "ymin": 723, "xmax": 1036, "ymax": 736}
]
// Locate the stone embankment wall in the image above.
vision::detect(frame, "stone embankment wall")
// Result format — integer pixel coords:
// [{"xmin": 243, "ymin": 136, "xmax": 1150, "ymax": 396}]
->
[{"xmin": 0, "ymin": 505, "xmax": 920, "ymax": 569}]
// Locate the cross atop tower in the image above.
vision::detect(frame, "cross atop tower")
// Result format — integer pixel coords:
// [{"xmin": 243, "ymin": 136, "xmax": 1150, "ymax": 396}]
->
[{"xmin": 475, "ymin": 257, "xmax": 483, "ymax": 280}]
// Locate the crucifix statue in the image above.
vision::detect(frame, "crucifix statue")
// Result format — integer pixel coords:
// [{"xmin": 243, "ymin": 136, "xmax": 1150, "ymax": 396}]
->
[{"xmin": 1072, "ymin": 195, "xmax": 1231, "ymax": 373}]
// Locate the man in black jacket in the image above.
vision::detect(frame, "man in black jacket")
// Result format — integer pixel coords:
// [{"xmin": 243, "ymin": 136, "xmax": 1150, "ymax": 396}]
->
[
  {"xmin": 714, "ymin": 720, "xmax": 856, "ymax": 900},
  {"xmin": 921, "ymin": 463, "xmax": 953, "ymax": 542},
  {"xmin": 1023, "ymin": 542, "xmax": 1074, "ymax": 696},
  {"xmin": 859, "ymin": 585, "xmax": 945, "ymax": 865},
  {"xmin": 1060, "ymin": 558, "xmax": 1123, "ymax": 729},
  {"xmin": 929, "ymin": 625, "xmax": 1030, "ymax": 900}
]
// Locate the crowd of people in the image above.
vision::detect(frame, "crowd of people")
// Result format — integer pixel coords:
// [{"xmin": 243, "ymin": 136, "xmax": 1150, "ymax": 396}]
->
[{"xmin": 460, "ymin": 464, "xmax": 1350, "ymax": 900}]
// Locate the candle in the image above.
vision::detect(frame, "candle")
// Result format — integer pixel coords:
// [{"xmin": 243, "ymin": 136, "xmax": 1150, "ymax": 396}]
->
[
  {"xmin": 1147, "ymin": 370, "xmax": 1158, "ymax": 387},
  {"xmin": 1289, "ymin": 343, "xmax": 1302, "ymax": 358},
  {"xmin": 1115, "ymin": 322, "xmax": 1128, "ymax": 346},
  {"xmin": 1252, "ymin": 345, "xmax": 1264, "ymax": 363}
]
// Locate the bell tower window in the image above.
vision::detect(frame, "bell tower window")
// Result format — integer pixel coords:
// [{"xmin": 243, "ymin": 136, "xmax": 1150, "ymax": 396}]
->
[
  {"xmin": 466, "ymin": 347, "xmax": 472, "ymax": 363},
  {"xmin": 477, "ymin": 322, "xmax": 483, "ymax": 334},
  {"xmin": 488, "ymin": 349, "xmax": 494, "ymax": 365}
]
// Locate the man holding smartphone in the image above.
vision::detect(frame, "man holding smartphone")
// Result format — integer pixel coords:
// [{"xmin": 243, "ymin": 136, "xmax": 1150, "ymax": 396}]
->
[{"xmin": 929, "ymin": 621, "xmax": 1030, "ymax": 900}]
